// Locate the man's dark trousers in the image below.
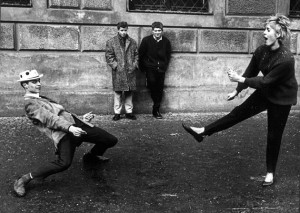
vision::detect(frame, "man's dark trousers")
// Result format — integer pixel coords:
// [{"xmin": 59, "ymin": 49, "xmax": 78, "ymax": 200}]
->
[
  {"xmin": 31, "ymin": 117, "xmax": 118, "ymax": 179},
  {"xmin": 146, "ymin": 68, "xmax": 165, "ymax": 112}
]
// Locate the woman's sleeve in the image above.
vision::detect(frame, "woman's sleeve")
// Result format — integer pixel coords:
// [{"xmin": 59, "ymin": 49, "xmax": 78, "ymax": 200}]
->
[
  {"xmin": 244, "ymin": 60, "xmax": 294, "ymax": 89},
  {"xmin": 236, "ymin": 54, "xmax": 260, "ymax": 93}
]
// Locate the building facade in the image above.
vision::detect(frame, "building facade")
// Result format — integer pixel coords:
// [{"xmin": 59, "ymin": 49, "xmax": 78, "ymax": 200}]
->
[{"xmin": 0, "ymin": 0, "xmax": 299, "ymax": 116}]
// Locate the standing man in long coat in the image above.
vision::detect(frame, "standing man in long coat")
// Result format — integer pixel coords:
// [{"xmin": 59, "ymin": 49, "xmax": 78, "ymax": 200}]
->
[{"xmin": 105, "ymin": 22, "xmax": 139, "ymax": 121}]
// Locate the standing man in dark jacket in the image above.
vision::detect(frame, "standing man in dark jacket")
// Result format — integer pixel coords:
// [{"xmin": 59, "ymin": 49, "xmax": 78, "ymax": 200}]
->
[
  {"xmin": 105, "ymin": 22, "xmax": 139, "ymax": 121},
  {"xmin": 139, "ymin": 22, "xmax": 171, "ymax": 119}
]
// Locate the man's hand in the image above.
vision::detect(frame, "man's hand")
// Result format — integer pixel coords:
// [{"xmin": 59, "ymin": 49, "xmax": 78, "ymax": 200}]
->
[
  {"xmin": 69, "ymin": 126, "xmax": 87, "ymax": 137},
  {"xmin": 227, "ymin": 90, "xmax": 238, "ymax": 101},
  {"xmin": 83, "ymin": 111, "xmax": 94, "ymax": 122}
]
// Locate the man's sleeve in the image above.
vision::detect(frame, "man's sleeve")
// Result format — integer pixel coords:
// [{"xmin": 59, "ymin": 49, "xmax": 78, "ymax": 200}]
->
[
  {"xmin": 165, "ymin": 39, "xmax": 172, "ymax": 69},
  {"xmin": 105, "ymin": 39, "xmax": 118, "ymax": 70},
  {"xmin": 133, "ymin": 41, "xmax": 139, "ymax": 69},
  {"xmin": 25, "ymin": 101, "xmax": 73, "ymax": 132},
  {"xmin": 138, "ymin": 38, "xmax": 146, "ymax": 71}
]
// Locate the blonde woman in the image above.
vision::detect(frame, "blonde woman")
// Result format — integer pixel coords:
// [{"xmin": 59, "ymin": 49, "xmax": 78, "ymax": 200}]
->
[{"xmin": 182, "ymin": 14, "xmax": 298, "ymax": 186}]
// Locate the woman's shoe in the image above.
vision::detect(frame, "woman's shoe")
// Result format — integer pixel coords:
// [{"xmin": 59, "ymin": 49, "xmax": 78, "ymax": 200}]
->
[
  {"xmin": 262, "ymin": 179, "xmax": 274, "ymax": 187},
  {"xmin": 182, "ymin": 123, "xmax": 204, "ymax": 142},
  {"xmin": 262, "ymin": 173, "xmax": 274, "ymax": 187}
]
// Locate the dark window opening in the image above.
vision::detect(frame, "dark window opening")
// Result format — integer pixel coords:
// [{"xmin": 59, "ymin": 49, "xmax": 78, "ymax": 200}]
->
[
  {"xmin": 290, "ymin": 0, "xmax": 300, "ymax": 17},
  {"xmin": 128, "ymin": 0, "xmax": 209, "ymax": 14},
  {"xmin": 0, "ymin": 0, "xmax": 32, "ymax": 7}
]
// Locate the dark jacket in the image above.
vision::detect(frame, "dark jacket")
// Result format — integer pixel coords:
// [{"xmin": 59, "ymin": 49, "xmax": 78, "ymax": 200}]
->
[
  {"xmin": 237, "ymin": 44, "xmax": 298, "ymax": 105},
  {"xmin": 139, "ymin": 35, "xmax": 171, "ymax": 72},
  {"xmin": 105, "ymin": 35, "xmax": 139, "ymax": 91}
]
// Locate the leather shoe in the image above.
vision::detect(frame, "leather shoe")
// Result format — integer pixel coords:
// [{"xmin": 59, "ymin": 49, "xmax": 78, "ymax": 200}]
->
[
  {"xmin": 262, "ymin": 179, "xmax": 274, "ymax": 187},
  {"xmin": 153, "ymin": 111, "xmax": 163, "ymax": 119},
  {"xmin": 83, "ymin": 153, "xmax": 110, "ymax": 164},
  {"xmin": 13, "ymin": 174, "xmax": 31, "ymax": 197},
  {"xmin": 182, "ymin": 123, "xmax": 204, "ymax": 142},
  {"xmin": 125, "ymin": 113, "xmax": 137, "ymax": 120},
  {"xmin": 112, "ymin": 114, "xmax": 121, "ymax": 121}
]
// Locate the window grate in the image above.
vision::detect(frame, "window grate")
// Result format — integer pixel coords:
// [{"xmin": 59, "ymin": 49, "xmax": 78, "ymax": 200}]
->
[
  {"xmin": 290, "ymin": 0, "xmax": 300, "ymax": 17},
  {"xmin": 128, "ymin": 0, "xmax": 209, "ymax": 13},
  {"xmin": 0, "ymin": 0, "xmax": 31, "ymax": 7}
]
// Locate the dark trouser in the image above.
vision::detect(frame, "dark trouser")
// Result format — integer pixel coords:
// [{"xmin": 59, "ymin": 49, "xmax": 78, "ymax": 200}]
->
[
  {"xmin": 31, "ymin": 120, "xmax": 118, "ymax": 179},
  {"xmin": 204, "ymin": 90, "xmax": 291, "ymax": 173},
  {"xmin": 146, "ymin": 69, "xmax": 165, "ymax": 110}
]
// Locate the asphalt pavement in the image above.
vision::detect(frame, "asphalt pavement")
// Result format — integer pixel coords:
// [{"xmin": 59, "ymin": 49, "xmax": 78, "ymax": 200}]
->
[{"xmin": 0, "ymin": 112, "xmax": 299, "ymax": 213}]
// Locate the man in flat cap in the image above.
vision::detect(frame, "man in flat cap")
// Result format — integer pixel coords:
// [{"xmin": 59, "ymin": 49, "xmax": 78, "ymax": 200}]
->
[
  {"xmin": 14, "ymin": 69, "xmax": 118, "ymax": 197},
  {"xmin": 139, "ymin": 21, "xmax": 172, "ymax": 119}
]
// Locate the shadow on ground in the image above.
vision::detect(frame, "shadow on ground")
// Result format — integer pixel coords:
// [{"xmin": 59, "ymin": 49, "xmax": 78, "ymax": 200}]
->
[{"xmin": 0, "ymin": 112, "xmax": 299, "ymax": 213}]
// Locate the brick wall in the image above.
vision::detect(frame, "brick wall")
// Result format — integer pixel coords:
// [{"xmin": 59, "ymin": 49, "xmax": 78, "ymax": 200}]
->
[{"xmin": 0, "ymin": 0, "xmax": 299, "ymax": 116}]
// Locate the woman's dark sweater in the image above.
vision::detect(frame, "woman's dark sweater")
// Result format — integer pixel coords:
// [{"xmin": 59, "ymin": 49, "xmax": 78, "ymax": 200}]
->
[{"xmin": 236, "ymin": 44, "xmax": 298, "ymax": 105}]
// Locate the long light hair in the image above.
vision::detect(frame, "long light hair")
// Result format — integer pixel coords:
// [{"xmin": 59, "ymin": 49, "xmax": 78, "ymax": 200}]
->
[{"xmin": 266, "ymin": 14, "xmax": 291, "ymax": 42}]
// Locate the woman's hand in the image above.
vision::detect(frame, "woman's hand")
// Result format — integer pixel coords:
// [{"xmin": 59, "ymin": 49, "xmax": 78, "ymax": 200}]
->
[
  {"xmin": 69, "ymin": 126, "xmax": 87, "ymax": 137},
  {"xmin": 227, "ymin": 69, "xmax": 245, "ymax": 83},
  {"xmin": 83, "ymin": 111, "xmax": 94, "ymax": 122},
  {"xmin": 227, "ymin": 90, "xmax": 238, "ymax": 101}
]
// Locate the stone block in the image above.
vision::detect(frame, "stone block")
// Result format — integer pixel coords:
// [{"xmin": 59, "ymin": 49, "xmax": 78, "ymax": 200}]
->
[
  {"xmin": 251, "ymin": 31, "xmax": 265, "ymax": 53},
  {"xmin": 199, "ymin": 30, "xmax": 248, "ymax": 53},
  {"xmin": 227, "ymin": 0, "xmax": 276, "ymax": 15},
  {"xmin": 81, "ymin": 26, "xmax": 139, "ymax": 51},
  {"xmin": 0, "ymin": 23, "xmax": 14, "ymax": 50},
  {"xmin": 0, "ymin": 92, "xmax": 25, "ymax": 117},
  {"xmin": 140, "ymin": 28, "xmax": 152, "ymax": 42},
  {"xmin": 294, "ymin": 57, "xmax": 300, "ymax": 82},
  {"xmin": 166, "ymin": 54, "xmax": 251, "ymax": 88},
  {"xmin": 163, "ymin": 29, "xmax": 197, "ymax": 52},
  {"xmin": 48, "ymin": 0, "xmax": 79, "ymax": 8},
  {"xmin": 18, "ymin": 24, "xmax": 79, "ymax": 50},
  {"xmin": 251, "ymin": 31, "xmax": 297, "ymax": 54},
  {"xmin": 0, "ymin": 52, "xmax": 111, "ymax": 91},
  {"xmin": 284, "ymin": 32, "xmax": 298, "ymax": 54},
  {"xmin": 163, "ymin": 87, "xmax": 253, "ymax": 113},
  {"xmin": 50, "ymin": 90, "xmax": 113, "ymax": 115},
  {"xmin": 140, "ymin": 27, "xmax": 197, "ymax": 52},
  {"xmin": 82, "ymin": 0, "xmax": 112, "ymax": 10}
]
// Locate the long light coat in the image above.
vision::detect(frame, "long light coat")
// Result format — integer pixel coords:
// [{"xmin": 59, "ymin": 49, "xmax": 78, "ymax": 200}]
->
[{"xmin": 105, "ymin": 35, "xmax": 139, "ymax": 91}]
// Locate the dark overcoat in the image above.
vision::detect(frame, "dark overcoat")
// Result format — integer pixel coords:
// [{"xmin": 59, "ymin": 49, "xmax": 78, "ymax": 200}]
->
[{"xmin": 105, "ymin": 35, "xmax": 139, "ymax": 91}]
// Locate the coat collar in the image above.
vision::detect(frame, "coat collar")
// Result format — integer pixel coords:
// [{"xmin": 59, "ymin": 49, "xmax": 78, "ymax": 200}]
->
[{"xmin": 115, "ymin": 35, "xmax": 131, "ymax": 52}]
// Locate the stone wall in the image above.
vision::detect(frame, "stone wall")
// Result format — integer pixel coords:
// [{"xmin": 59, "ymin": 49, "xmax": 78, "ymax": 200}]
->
[{"xmin": 0, "ymin": 0, "xmax": 299, "ymax": 116}]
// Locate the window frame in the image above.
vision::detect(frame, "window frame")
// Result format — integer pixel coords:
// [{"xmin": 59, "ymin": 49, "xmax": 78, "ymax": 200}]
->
[
  {"xmin": 0, "ymin": 0, "xmax": 32, "ymax": 7},
  {"xmin": 127, "ymin": 0, "xmax": 212, "ymax": 15}
]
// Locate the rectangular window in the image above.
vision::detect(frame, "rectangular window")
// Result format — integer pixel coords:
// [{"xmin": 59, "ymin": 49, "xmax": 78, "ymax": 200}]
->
[
  {"xmin": 290, "ymin": 0, "xmax": 300, "ymax": 17},
  {"xmin": 128, "ymin": 0, "xmax": 209, "ymax": 14},
  {"xmin": 0, "ymin": 0, "xmax": 31, "ymax": 7}
]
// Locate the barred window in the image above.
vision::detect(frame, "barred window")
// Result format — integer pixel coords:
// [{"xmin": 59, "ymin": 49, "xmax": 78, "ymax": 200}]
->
[
  {"xmin": 0, "ymin": 0, "xmax": 31, "ymax": 7},
  {"xmin": 290, "ymin": 0, "xmax": 300, "ymax": 17},
  {"xmin": 128, "ymin": 0, "xmax": 209, "ymax": 14}
]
